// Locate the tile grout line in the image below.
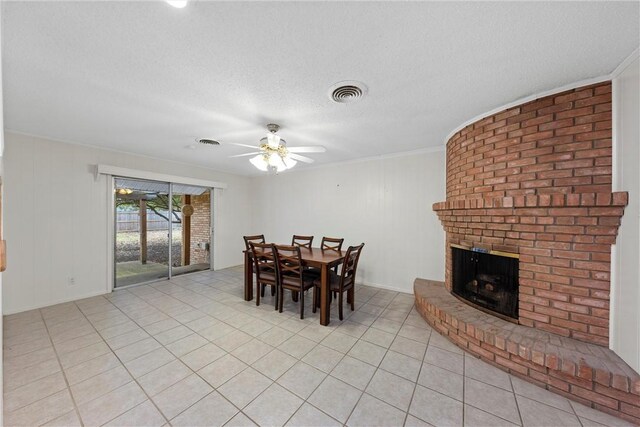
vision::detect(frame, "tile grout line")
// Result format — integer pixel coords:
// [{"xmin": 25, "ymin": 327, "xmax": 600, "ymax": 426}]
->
[
  {"xmin": 509, "ymin": 375, "xmax": 525, "ymax": 427},
  {"xmin": 323, "ymin": 292, "xmax": 413, "ymax": 424},
  {"xmin": 462, "ymin": 346, "xmax": 466, "ymax": 426},
  {"xmin": 36, "ymin": 306, "xmax": 86, "ymax": 427},
  {"xmin": 216, "ymin": 287, "xmax": 387, "ymax": 426},
  {"xmin": 71, "ymin": 297, "xmax": 172, "ymax": 426},
  {"xmin": 7, "ymin": 269, "xmax": 618, "ymax": 427},
  {"xmin": 275, "ymin": 289, "xmax": 385, "ymax": 427},
  {"xmin": 7, "ymin": 287, "xmax": 424, "ymax": 426},
  {"xmin": 110, "ymin": 276, "xmax": 297, "ymax": 425},
  {"xmin": 402, "ymin": 325, "xmax": 433, "ymax": 427}
]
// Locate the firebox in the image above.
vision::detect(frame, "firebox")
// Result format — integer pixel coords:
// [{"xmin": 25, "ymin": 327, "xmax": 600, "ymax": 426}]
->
[{"xmin": 451, "ymin": 246, "xmax": 519, "ymax": 320}]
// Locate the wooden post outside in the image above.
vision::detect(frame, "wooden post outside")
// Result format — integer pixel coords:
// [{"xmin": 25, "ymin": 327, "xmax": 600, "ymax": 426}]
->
[
  {"xmin": 182, "ymin": 195, "xmax": 191, "ymax": 266},
  {"xmin": 139, "ymin": 199, "xmax": 147, "ymax": 265}
]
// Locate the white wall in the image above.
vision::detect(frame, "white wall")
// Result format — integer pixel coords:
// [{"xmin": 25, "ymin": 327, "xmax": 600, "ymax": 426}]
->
[
  {"xmin": 2, "ymin": 132, "xmax": 252, "ymax": 314},
  {"xmin": 250, "ymin": 149, "xmax": 446, "ymax": 294},
  {"xmin": 1, "ymin": 3, "xmax": 5, "ymax": 419},
  {"xmin": 611, "ymin": 52, "xmax": 640, "ymax": 373}
]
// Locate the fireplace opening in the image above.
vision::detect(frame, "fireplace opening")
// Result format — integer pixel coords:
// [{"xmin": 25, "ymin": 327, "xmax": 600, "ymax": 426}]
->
[{"xmin": 451, "ymin": 246, "xmax": 519, "ymax": 320}]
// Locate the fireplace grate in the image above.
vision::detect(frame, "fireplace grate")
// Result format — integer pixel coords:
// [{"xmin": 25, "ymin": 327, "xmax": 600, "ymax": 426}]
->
[{"xmin": 451, "ymin": 247, "xmax": 519, "ymax": 320}]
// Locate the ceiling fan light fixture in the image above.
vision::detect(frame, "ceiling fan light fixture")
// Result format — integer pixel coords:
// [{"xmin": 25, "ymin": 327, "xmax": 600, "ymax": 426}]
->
[
  {"xmin": 166, "ymin": 0, "xmax": 188, "ymax": 8},
  {"xmin": 268, "ymin": 154, "xmax": 287, "ymax": 171},
  {"xmin": 266, "ymin": 133, "xmax": 280, "ymax": 149},
  {"xmin": 250, "ymin": 154, "xmax": 269, "ymax": 172},
  {"xmin": 283, "ymin": 156, "xmax": 297, "ymax": 169},
  {"xmin": 240, "ymin": 123, "xmax": 319, "ymax": 173}
]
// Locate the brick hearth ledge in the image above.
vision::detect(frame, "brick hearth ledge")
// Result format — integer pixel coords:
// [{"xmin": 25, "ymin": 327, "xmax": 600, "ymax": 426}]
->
[{"xmin": 414, "ymin": 278, "xmax": 640, "ymax": 424}]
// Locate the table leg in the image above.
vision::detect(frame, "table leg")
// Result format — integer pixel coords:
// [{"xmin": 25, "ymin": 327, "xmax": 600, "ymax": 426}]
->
[
  {"xmin": 320, "ymin": 264, "xmax": 330, "ymax": 326},
  {"xmin": 244, "ymin": 252, "xmax": 253, "ymax": 301}
]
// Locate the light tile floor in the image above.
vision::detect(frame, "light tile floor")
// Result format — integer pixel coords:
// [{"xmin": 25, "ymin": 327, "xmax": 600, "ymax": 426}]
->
[{"xmin": 3, "ymin": 266, "xmax": 633, "ymax": 427}]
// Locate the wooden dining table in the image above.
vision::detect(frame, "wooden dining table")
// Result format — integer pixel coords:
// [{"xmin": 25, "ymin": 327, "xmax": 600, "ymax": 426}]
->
[{"xmin": 243, "ymin": 247, "xmax": 345, "ymax": 326}]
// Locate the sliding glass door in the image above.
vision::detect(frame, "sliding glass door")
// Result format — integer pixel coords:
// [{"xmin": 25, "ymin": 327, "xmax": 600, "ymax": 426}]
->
[
  {"xmin": 114, "ymin": 178, "xmax": 170, "ymax": 287},
  {"xmin": 114, "ymin": 178, "xmax": 213, "ymax": 288},
  {"xmin": 171, "ymin": 185, "xmax": 212, "ymax": 278}
]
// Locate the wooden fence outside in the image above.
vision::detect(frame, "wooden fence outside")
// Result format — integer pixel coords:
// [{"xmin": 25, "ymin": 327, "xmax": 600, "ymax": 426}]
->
[{"xmin": 117, "ymin": 211, "xmax": 173, "ymax": 232}]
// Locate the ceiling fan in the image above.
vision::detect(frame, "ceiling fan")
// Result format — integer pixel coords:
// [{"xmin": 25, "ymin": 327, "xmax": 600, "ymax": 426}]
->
[{"xmin": 227, "ymin": 124, "xmax": 326, "ymax": 173}]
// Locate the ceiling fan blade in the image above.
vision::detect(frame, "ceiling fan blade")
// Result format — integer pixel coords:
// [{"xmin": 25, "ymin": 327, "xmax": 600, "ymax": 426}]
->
[
  {"xmin": 229, "ymin": 152, "xmax": 261, "ymax": 158},
  {"xmin": 288, "ymin": 153, "xmax": 315, "ymax": 164},
  {"xmin": 288, "ymin": 146, "xmax": 326, "ymax": 153},
  {"xmin": 225, "ymin": 142, "xmax": 260, "ymax": 150}
]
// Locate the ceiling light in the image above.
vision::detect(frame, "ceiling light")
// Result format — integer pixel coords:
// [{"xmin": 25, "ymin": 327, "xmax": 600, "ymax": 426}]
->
[
  {"xmin": 166, "ymin": 0, "xmax": 188, "ymax": 8},
  {"xmin": 250, "ymin": 155, "xmax": 269, "ymax": 172},
  {"xmin": 248, "ymin": 124, "xmax": 295, "ymax": 173},
  {"xmin": 230, "ymin": 123, "xmax": 321, "ymax": 173},
  {"xmin": 266, "ymin": 133, "xmax": 280, "ymax": 149}
]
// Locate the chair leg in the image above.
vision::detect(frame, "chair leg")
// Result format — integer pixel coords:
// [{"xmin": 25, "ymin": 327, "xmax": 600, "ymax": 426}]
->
[
  {"xmin": 274, "ymin": 286, "xmax": 279, "ymax": 310},
  {"xmin": 338, "ymin": 291, "xmax": 344, "ymax": 321},
  {"xmin": 256, "ymin": 282, "xmax": 261, "ymax": 306},
  {"xmin": 279, "ymin": 288, "xmax": 284, "ymax": 313},
  {"xmin": 349, "ymin": 288, "xmax": 355, "ymax": 311},
  {"xmin": 300, "ymin": 288, "xmax": 305, "ymax": 319},
  {"xmin": 271, "ymin": 286, "xmax": 276, "ymax": 296},
  {"xmin": 312, "ymin": 287, "xmax": 317, "ymax": 313},
  {"xmin": 261, "ymin": 284, "xmax": 265, "ymax": 298}
]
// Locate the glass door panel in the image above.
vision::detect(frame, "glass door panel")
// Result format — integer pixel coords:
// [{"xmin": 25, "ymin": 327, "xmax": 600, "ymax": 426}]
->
[
  {"xmin": 170, "ymin": 184, "xmax": 211, "ymax": 277},
  {"xmin": 115, "ymin": 178, "xmax": 170, "ymax": 287}
]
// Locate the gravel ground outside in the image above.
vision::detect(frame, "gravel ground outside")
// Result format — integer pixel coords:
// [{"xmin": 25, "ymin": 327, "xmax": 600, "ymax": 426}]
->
[{"xmin": 116, "ymin": 229, "xmax": 182, "ymax": 266}]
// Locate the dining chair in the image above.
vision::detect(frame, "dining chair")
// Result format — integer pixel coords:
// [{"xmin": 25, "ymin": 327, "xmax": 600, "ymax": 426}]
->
[
  {"xmin": 244, "ymin": 234, "xmax": 275, "ymax": 297},
  {"xmin": 249, "ymin": 242, "xmax": 278, "ymax": 309},
  {"xmin": 273, "ymin": 244, "xmax": 316, "ymax": 319},
  {"xmin": 321, "ymin": 237, "xmax": 344, "ymax": 251},
  {"xmin": 313, "ymin": 243, "xmax": 364, "ymax": 321},
  {"xmin": 307, "ymin": 236, "xmax": 345, "ymax": 278},
  {"xmin": 243, "ymin": 234, "xmax": 265, "ymax": 250},
  {"xmin": 291, "ymin": 235, "xmax": 314, "ymax": 249}
]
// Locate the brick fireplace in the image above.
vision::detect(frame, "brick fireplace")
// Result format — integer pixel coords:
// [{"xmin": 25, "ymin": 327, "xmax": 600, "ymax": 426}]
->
[
  {"xmin": 415, "ymin": 81, "xmax": 640, "ymax": 423},
  {"xmin": 436, "ymin": 81, "xmax": 625, "ymax": 346}
]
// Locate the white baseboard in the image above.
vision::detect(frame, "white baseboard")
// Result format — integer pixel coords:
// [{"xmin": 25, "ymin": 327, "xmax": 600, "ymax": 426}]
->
[
  {"xmin": 3, "ymin": 290, "xmax": 109, "ymax": 315},
  {"xmin": 358, "ymin": 280, "xmax": 414, "ymax": 295},
  {"xmin": 3, "ymin": 277, "xmax": 414, "ymax": 315}
]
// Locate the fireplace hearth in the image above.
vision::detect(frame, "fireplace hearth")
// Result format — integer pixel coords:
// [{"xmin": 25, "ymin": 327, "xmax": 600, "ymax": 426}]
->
[
  {"xmin": 451, "ymin": 246, "xmax": 518, "ymax": 320},
  {"xmin": 423, "ymin": 82, "xmax": 638, "ymax": 423}
]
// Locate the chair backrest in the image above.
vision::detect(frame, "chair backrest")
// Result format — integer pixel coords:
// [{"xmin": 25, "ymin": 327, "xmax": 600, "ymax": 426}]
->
[
  {"xmin": 321, "ymin": 237, "xmax": 344, "ymax": 251},
  {"xmin": 339, "ymin": 243, "xmax": 365, "ymax": 289},
  {"xmin": 244, "ymin": 234, "xmax": 265, "ymax": 251},
  {"xmin": 273, "ymin": 244, "xmax": 303, "ymax": 286},
  {"xmin": 291, "ymin": 235, "xmax": 314, "ymax": 249},
  {"xmin": 250, "ymin": 242, "xmax": 276, "ymax": 284}
]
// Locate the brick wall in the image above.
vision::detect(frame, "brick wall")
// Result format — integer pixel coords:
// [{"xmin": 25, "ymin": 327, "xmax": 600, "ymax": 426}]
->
[
  {"xmin": 189, "ymin": 192, "xmax": 210, "ymax": 265},
  {"xmin": 433, "ymin": 81, "xmax": 628, "ymax": 346},
  {"xmin": 447, "ymin": 82, "xmax": 613, "ymax": 200}
]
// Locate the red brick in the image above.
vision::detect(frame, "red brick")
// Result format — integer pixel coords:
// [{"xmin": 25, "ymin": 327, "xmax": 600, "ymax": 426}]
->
[
  {"xmin": 555, "ymin": 88, "xmax": 594, "ymax": 104},
  {"xmin": 575, "ymin": 130, "xmax": 612, "ymax": 142},
  {"xmin": 495, "ymin": 355, "xmax": 528, "ymax": 375},
  {"xmin": 575, "ymin": 93, "xmax": 612, "ymax": 108},
  {"xmin": 621, "ymin": 402, "xmax": 640, "ymax": 419},
  {"xmin": 571, "ymin": 386, "xmax": 618, "ymax": 409}
]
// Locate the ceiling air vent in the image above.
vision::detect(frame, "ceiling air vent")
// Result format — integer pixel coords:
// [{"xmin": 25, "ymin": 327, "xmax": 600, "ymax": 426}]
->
[
  {"xmin": 329, "ymin": 81, "xmax": 367, "ymax": 103},
  {"xmin": 197, "ymin": 138, "xmax": 220, "ymax": 146}
]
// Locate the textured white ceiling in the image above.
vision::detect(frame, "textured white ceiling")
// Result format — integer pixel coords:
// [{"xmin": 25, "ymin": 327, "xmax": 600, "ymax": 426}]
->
[{"xmin": 2, "ymin": 1, "xmax": 638, "ymax": 176}]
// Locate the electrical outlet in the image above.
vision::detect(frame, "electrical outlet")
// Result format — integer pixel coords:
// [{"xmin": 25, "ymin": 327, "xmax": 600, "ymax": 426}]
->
[{"xmin": 69, "ymin": 277, "xmax": 75, "ymax": 286}]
